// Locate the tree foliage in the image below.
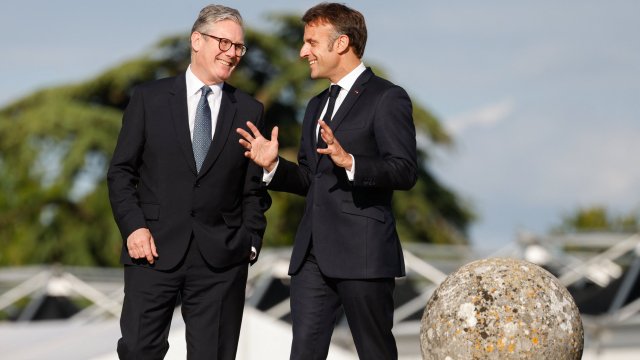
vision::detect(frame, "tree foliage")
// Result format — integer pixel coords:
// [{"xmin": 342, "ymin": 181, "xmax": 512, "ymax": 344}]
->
[
  {"xmin": 552, "ymin": 205, "xmax": 640, "ymax": 234},
  {"xmin": 0, "ymin": 14, "xmax": 473, "ymax": 266}
]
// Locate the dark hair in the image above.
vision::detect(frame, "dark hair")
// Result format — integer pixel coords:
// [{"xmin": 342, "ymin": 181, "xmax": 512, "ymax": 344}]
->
[{"xmin": 302, "ymin": 2, "xmax": 367, "ymax": 58}]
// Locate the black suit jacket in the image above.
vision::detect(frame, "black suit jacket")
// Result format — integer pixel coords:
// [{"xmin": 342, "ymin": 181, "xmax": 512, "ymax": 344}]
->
[
  {"xmin": 107, "ymin": 73, "xmax": 270, "ymax": 270},
  {"xmin": 269, "ymin": 68, "xmax": 417, "ymax": 279}
]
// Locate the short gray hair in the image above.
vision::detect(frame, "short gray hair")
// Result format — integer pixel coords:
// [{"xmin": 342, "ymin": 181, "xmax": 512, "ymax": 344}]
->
[{"xmin": 191, "ymin": 4, "xmax": 243, "ymax": 34}]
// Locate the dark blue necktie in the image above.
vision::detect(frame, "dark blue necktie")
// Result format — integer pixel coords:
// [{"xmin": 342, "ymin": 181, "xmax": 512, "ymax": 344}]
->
[
  {"xmin": 317, "ymin": 84, "xmax": 341, "ymax": 148},
  {"xmin": 193, "ymin": 85, "xmax": 212, "ymax": 173}
]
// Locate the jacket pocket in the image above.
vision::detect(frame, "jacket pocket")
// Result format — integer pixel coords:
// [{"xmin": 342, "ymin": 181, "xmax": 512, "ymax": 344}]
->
[
  {"xmin": 340, "ymin": 201, "xmax": 385, "ymax": 223},
  {"xmin": 222, "ymin": 208, "xmax": 242, "ymax": 228},
  {"xmin": 141, "ymin": 203, "xmax": 159, "ymax": 220}
]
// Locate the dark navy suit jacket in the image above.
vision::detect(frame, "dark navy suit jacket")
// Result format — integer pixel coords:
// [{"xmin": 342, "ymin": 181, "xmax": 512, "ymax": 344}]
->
[{"xmin": 269, "ymin": 68, "xmax": 417, "ymax": 279}]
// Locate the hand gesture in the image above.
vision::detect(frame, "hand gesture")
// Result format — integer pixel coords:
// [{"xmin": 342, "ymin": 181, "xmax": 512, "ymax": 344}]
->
[
  {"xmin": 317, "ymin": 120, "xmax": 353, "ymax": 170},
  {"xmin": 237, "ymin": 122, "xmax": 279, "ymax": 172}
]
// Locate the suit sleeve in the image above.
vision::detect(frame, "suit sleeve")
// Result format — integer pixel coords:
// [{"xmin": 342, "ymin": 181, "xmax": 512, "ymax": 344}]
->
[
  {"xmin": 242, "ymin": 104, "xmax": 272, "ymax": 261},
  {"xmin": 267, "ymin": 99, "xmax": 316, "ymax": 196},
  {"xmin": 267, "ymin": 155, "xmax": 312, "ymax": 196},
  {"xmin": 352, "ymin": 85, "xmax": 418, "ymax": 190},
  {"xmin": 107, "ymin": 88, "xmax": 147, "ymax": 240}
]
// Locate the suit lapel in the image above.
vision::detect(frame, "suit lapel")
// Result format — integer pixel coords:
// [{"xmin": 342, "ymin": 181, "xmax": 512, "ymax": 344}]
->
[
  {"xmin": 328, "ymin": 69, "xmax": 372, "ymax": 132},
  {"xmin": 315, "ymin": 68, "xmax": 373, "ymax": 164},
  {"xmin": 307, "ymin": 95, "xmax": 325, "ymax": 165},
  {"xmin": 198, "ymin": 83, "xmax": 237, "ymax": 177},
  {"xmin": 169, "ymin": 73, "xmax": 198, "ymax": 175}
]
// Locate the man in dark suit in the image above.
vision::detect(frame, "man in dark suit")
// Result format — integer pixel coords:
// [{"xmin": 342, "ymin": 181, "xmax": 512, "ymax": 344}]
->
[
  {"xmin": 237, "ymin": 3, "xmax": 417, "ymax": 359},
  {"xmin": 107, "ymin": 5, "xmax": 270, "ymax": 360}
]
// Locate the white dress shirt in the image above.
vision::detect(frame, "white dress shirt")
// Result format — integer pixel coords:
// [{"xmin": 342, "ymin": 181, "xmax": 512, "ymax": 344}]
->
[{"xmin": 186, "ymin": 65, "xmax": 224, "ymax": 141}]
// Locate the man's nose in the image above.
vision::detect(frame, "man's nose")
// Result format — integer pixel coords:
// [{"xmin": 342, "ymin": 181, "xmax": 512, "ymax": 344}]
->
[
  {"xmin": 299, "ymin": 44, "xmax": 309, "ymax": 58},
  {"xmin": 223, "ymin": 44, "xmax": 237, "ymax": 57}
]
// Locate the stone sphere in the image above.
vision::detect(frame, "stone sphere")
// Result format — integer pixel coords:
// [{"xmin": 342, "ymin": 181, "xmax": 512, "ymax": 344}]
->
[{"xmin": 420, "ymin": 258, "xmax": 583, "ymax": 360}]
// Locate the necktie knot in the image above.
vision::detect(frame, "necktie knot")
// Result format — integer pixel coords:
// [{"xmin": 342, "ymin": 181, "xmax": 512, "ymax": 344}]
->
[
  {"xmin": 201, "ymin": 85, "xmax": 212, "ymax": 97},
  {"xmin": 329, "ymin": 84, "xmax": 340, "ymax": 99}
]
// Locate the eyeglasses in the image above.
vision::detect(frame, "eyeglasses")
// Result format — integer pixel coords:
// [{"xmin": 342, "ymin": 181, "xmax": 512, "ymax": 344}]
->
[{"xmin": 199, "ymin": 32, "xmax": 247, "ymax": 56}]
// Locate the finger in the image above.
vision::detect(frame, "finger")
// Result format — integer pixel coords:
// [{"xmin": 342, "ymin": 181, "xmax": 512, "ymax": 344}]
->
[
  {"xmin": 318, "ymin": 120, "xmax": 332, "ymax": 134},
  {"xmin": 127, "ymin": 239, "xmax": 139, "ymax": 258},
  {"xmin": 318, "ymin": 128, "xmax": 326, "ymax": 143},
  {"xmin": 141, "ymin": 240, "xmax": 154, "ymax": 264},
  {"xmin": 318, "ymin": 121, "xmax": 334, "ymax": 142},
  {"xmin": 319, "ymin": 128, "xmax": 330, "ymax": 143},
  {"xmin": 136, "ymin": 241, "xmax": 147, "ymax": 258},
  {"xmin": 238, "ymin": 138, "xmax": 252, "ymax": 150},
  {"xmin": 150, "ymin": 236, "xmax": 159, "ymax": 258},
  {"xmin": 246, "ymin": 121, "xmax": 263, "ymax": 138},
  {"xmin": 236, "ymin": 127, "xmax": 253, "ymax": 142},
  {"xmin": 319, "ymin": 129, "xmax": 334, "ymax": 146}
]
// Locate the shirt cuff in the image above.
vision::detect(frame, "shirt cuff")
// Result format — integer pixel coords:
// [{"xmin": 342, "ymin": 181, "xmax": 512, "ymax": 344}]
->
[
  {"xmin": 262, "ymin": 158, "xmax": 280, "ymax": 185},
  {"xmin": 345, "ymin": 154, "xmax": 355, "ymax": 181}
]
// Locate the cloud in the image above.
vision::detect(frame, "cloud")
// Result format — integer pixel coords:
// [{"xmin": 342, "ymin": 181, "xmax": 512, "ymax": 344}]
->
[
  {"xmin": 444, "ymin": 99, "xmax": 515, "ymax": 135},
  {"xmin": 433, "ymin": 99, "xmax": 640, "ymax": 249},
  {"xmin": 523, "ymin": 124, "xmax": 640, "ymax": 209}
]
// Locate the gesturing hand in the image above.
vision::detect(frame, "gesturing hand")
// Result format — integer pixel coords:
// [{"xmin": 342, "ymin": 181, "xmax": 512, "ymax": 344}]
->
[
  {"xmin": 236, "ymin": 122, "xmax": 279, "ymax": 172},
  {"xmin": 317, "ymin": 120, "xmax": 353, "ymax": 170}
]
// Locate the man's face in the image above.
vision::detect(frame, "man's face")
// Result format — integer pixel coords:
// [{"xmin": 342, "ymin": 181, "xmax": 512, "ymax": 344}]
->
[
  {"xmin": 300, "ymin": 21, "xmax": 341, "ymax": 82},
  {"xmin": 191, "ymin": 19, "xmax": 244, "ymax": 84}
]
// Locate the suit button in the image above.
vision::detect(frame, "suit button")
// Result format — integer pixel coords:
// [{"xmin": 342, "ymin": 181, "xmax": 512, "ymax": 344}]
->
[{"xmin": 194, "ymin": 182, "xmax": 201, "ymax": 188}]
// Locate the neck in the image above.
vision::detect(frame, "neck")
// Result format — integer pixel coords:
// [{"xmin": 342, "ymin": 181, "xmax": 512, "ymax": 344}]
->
[
  {"xmin": 329, "ymin": 56, "xmax": 361, "ymax": 84},
  {"xmin": 190, "ymin": 61, "xmax": 222, "ymax": 86}
]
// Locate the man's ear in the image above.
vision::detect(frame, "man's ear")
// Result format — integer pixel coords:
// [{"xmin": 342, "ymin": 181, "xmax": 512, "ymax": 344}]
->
[
  {"xmin": 335, "ymin": 34, "xmax": 351, "ymax": 54},
  {"xmin": 191, "ymin": 31, "xmax": 202, "ymax": 52}
]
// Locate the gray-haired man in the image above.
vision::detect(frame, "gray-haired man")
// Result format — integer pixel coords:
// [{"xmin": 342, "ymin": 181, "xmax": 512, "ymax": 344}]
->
[{"xmin": 108, "ymin": 4, "xmax": 269, "ymax": 359}]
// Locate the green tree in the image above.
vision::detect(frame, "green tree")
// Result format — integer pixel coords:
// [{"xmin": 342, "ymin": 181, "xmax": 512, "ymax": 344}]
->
[
  {"xmin": 552, "ymin": 205, "xmax": 639, "ymax": 234},
  {"xmin": 0, "ymin": 14, "xmax": 473, "ymax": 266}
]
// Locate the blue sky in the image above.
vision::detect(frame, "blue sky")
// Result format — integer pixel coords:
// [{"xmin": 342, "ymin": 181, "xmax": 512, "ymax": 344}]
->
[{"xmin": 1, "ymin": 1, "xmax": 639, "ymax": 250}]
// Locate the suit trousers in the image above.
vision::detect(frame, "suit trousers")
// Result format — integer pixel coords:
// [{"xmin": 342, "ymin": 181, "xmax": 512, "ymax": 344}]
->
[
  {"xmin": 289, "ymin": 249, "xmax": 398, "ymax": 360},
  {"xmin": 117, "ymin": 236, "xmax": 248, "ymax": 360}
]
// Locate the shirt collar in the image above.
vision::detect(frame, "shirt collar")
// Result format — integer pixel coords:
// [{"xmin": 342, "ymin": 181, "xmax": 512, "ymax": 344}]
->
[
  {"xmin": 186, "ymin": 65, "xmax": 224, "ymax": 96},
  {"xmin": 334, "ymin": 62, "xmax": 367, "ymax": 92}
]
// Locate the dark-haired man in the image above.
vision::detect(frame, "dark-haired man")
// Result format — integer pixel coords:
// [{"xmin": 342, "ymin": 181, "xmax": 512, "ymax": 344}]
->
[{"xmin": 237, "ymin": 3, "xmax": 417, "ymax": 359}]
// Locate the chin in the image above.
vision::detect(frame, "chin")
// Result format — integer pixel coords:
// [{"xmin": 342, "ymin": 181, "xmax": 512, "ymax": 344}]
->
[{"xmin": 216, "ymin": 70, "xmax": 233, "ymax": 82}]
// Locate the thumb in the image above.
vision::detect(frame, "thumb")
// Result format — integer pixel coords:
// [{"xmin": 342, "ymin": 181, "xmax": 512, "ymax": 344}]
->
[{"xmin": 271, "ymin": 126, "xmax": 279, "ymax": 142}]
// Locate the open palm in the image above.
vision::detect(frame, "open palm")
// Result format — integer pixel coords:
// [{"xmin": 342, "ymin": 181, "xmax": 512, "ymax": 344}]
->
[{"xmin": 237, "ymin": 122, "xmax": 279, "ymax": 172}]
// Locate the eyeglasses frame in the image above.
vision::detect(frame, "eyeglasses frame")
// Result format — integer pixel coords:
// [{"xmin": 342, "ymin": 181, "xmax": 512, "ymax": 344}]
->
[{"xmin": 199, "ymin": 32, "xmax": 247, "ymax": 56}]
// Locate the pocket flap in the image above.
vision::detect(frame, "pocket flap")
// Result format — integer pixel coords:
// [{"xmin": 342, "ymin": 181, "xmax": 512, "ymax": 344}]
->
[
  {"xmin": 141, "ymin": 203, "xmax": 159, "ymax": 220},
  {"xmin": 340, "ymin": 201, "xmax": 385, "ymax": 223},
  {"xmin": 222, "ymin": 209, "xmax": 242, "ymax": 227}
]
